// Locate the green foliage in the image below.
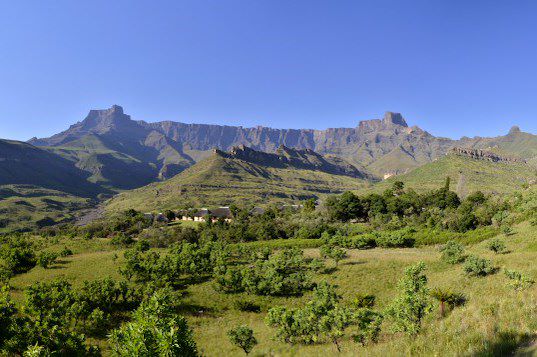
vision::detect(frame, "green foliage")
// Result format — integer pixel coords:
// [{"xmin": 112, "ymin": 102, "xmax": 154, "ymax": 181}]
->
[
  {"xmin": 463, "ymin": 256, "xmax": 496, "ymax": 277},
  {"xmin": 215, "ymin": 248, "xmax": 315, "ymax": 296},
  {"xmin": 109, "ymin": 289, "xmax": 198, "ymax": 356},
  {"xmin": 386, "ymin": 262, "xmax": 432, "ymax": 335},
  {"xmin": 227, "ymin": 326, "xmax": 258, "ymax": 355},
  {"xmin": 320, "ymin": 244, "xmax": 347, "ymax": 267},
  {"xmin": 0, "ymin": 237, "xmax": 36, "ymax": 278},
  {"xmin": 430, "ymin": 288, "xmax": 466, "ymax": 317},
  {"xmin": 375, "ymin": 230, "xmax": 416, "ymax": 248},
  {"xmin": 352, "ymin": 294, "xmax": 376, "ymax": 309},
  {"xmin": 266, "ymin": 282, "xmax": 382, "ymax": 349},
  {"xmin": 58, "ymin": 246, "xmax": 73, "ymax": 257},
  {"xmin": 504, "ymin": 269, "xmax": 535, "ymax": 291},
  {"xmin": 439, "ymin": 241, "xmax": 466, "ymax": 264},
  {"xmin": 487, "ymin": 238, "xmax": 507, "ymax": 254},
  {"xmin": 36, "ymin": 252, "xmax": 58, "ymax": 269},
  {"xmin": 233, "ymin": 300, "xmax": 261, "ymax": 313}
]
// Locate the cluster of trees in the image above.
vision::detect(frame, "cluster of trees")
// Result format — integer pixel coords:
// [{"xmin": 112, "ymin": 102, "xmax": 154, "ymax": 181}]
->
[
  {"xmin": 214, "ymin": 247, "xmax": 318, "ymax": 296},
  {"xmin": 325, "ymin": 180, "xmax": 509, "ymax": 233},
  {"xmin": 266, "ymin": 282, "xmax": 382, "ymax": 351}
]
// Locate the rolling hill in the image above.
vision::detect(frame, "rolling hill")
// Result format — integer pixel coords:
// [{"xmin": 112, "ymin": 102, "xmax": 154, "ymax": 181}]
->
[
  {"xmin": 375, "ymin": 148, "xmax": 536, "ymax": 196},
  {"xmin": 105, "ymin": 146, "xmax": 370, "ymax": 213}
]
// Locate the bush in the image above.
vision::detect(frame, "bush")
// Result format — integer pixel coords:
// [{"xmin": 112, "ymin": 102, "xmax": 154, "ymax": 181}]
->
[
  {"xmin": 439, "ymin": 241, "xmax": 466, "ymax": 264},
  {"xmin": 487, "ymin": 238, "xmax": 507, "ymax": 254},
  {"xmin": 463, "ymin": 256, "xmax": 496, "ymax": 277},
  {"xmin": 109, "ymin": 289, "xmax": 198, "ymax": 356},
  {"xmin": 386, "ymin": 262, "xmax": 432, "ymax": 335},
  {"xmin": 505, "ymin": 269, "xmax": 535, "ymax": 290},
  {"xmin": 319, "ymin": 244, "xmax": 347, "ymax": 267},
  {"xmin": 375, "ymin": 230, "xmax": 415, "ymax": 248},
  {"xmin": 430, "ymin": 288, "xmax": 466, "ymax": 317},
  {"xmin": 110, "ymin": 233, "xmax": 134, "ymax": 247},
  {"xmin": 59, "ymin": 246, "xmax": 73, "ymax": 257},
  {"xmin": 37, "ymin": 252, "xmax": 58, "ymax": 269},
  {"xmin": 352, "ymin": 294, "xmax": 376, "ymax": 308},
  {"xmin": 233, "ymin": 300, "xmax": 261, "ymax": 313},
  {"xmin": 227, "ymin": 326, "xmax": 258, "ymax": 355}
]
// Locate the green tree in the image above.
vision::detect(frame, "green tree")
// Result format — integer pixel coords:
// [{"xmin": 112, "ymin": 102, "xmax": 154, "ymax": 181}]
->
[
  {"xmin": 386, "ymin": 262, "xmax": 432, "ymax": 335},
  {"xmin": 109, "ymin": 289, "xmax": 198, "ymax": 356},
  {"xmin": 227, "ymin": 326, "xmax": 258, "ymax": 355}
]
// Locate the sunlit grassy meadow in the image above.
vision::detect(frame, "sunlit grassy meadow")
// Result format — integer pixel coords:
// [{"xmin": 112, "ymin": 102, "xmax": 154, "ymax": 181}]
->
[{"xmin": 7, "ymin": 221, "xmax": 537, "ymax": 356}]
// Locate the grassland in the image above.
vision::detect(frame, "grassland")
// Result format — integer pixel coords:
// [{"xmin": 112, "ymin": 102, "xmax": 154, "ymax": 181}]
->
[
  {"xmin": 106, "ymin": 153, "xmax": 370, "ymax": 213},
  {"xmin": 371, "ymin": 154, "xmax": 537, "ymax": 196},
  {"xmin": 0, "ymin": 184, "xmax": 92, "ymax": 233},
  {"xmin": 8, "ymin": 221, "xmax": 537, "ymax": 356}
]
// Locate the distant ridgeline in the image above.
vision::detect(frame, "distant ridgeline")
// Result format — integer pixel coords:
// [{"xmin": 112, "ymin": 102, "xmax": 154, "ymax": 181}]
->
[{"xmin": 450, "ymin": 147, "xmax": 527, "ymax": 164}]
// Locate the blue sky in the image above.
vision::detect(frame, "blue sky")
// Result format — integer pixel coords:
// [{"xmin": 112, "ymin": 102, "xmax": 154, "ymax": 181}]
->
[{"xmin": 1, "ymin": 0, "xmax": 537, "ymax": 141}]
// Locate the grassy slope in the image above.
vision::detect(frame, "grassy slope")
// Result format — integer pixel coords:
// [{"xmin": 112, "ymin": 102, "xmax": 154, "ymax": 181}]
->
[
  {"xmin": 8, "ymin": 222, "xmax": 537, "ymax": 356},
  {"xmin": 371, "ymin": 154, "xmax": 536, "ymax": 196},
  {"xmin": 105, "ymin": 153, "xmax": 370, "ymax": 213},
  {"xmin": 0, "ymin": 185, "xmax": 91, "ymax": 233}
]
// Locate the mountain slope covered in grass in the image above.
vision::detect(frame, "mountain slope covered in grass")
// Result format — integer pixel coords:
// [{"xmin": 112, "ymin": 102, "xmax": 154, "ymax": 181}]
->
[
  {"xmin": 106, "ymin": 146, "xmax": 370, "ymax": 212},
  {"xmin": 376, "ymin": 151, "xmax": 536, "ymax": 196}
]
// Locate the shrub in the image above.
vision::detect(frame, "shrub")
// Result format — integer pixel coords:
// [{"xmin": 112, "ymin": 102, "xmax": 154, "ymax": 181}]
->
[
  {"xmin": 227, "ymin": 326, "xmax": 258, "ymax": 355},
  {"xmin": 505, "ymin": 269, "xmax": 535, "ymax": 290},
  {"xmin": 463, "ymin": 256, "xmax": 496, "ymax": 277},
  {"xmin": 110, "ymin": 233, "xmax": 134, "ymax": 247},
  {"xmin": 37, "ymin": 252, "xmax": 58, "ymax": 269},
  {"xmin": 430, "ymin": 288, "xmax": 466, "ymax": 317},
  {"xmin": 109, "ymin": 289, "xmax": 198, "ymax": 356},
  {"xmin": 386, "ymin": 262, "xmax": 432, "ymax": 335},
  {"xmin": 487, "ymin": 238, "xmax": 507, "ymax": 254},
  {"xmin": 352, "ymin": 294, "xmax": 376, "ymax": 308},
  {"xmin": 58, "ymin": 246, "xmax": 73, "ymax": 257},
  {"xmin": 233, "ymin": 300, "xmax": 261, "ymax": 313},
  {"xmin": 319, "ymin": 244, "xmax": 347, "ymax": 267},
  {"xmin": 375, "ymin": 230, "xmax": 415, "ymax": 248},
  {"xmin": 439, "ymin": 241, "xmax": 466, "ymax": 264},
  {"xmin": 352, "ymin": 308, "xmax": 383, "ymax": 346}
]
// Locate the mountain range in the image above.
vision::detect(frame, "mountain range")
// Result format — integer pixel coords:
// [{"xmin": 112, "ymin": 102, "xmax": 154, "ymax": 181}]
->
[{"xmin": 2, "ymin": 104, "xmax": 537, "ymax": 230}]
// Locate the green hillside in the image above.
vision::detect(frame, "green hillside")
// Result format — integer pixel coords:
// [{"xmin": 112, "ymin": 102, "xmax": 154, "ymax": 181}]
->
[
  {"xmin": 374, "ymin": 153, "xmax": 536, "ymax": 196},
  {"xmin": 106, "ymin": 151, "xmax": 369, "ymax": 213},
  {"xmin": 0, "ymin": 184, "xmax": 91, "ymax": 232}
]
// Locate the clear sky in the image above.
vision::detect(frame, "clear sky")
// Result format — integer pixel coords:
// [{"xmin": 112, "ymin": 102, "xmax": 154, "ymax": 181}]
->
[{"xmin": 1, "ymin": 0, "xmax": 537, "ymax": 141}]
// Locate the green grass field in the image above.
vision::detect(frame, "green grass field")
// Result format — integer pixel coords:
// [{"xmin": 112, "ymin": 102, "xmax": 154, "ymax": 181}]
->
[{"xmin": 7, "ymin": 221, "xmax": 537, "ymax": 356}]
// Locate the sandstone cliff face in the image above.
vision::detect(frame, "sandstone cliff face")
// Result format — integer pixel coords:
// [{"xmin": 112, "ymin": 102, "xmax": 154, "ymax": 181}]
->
[
  {"xmin": 28, "ymin": 106, "xmax": 535, "ymax": 185},
  {"xmin": 450, "ymin": 147, "xmax": 527, "ymax": 164},
  {"xmin": 214, "ymin": 144, "xmax": 372, "ymax": 179}
]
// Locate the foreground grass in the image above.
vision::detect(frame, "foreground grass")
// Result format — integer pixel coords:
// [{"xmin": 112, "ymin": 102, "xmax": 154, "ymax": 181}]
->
[{"xmin": 7, "ymin": 223, "xmax": 537, "ymax": 356}]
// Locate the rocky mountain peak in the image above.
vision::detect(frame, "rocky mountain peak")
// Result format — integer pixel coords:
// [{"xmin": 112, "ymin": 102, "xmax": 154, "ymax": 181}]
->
[
  {"xmin": 82, "ymin": 105, "xmax": 131, "ymax": 131},
  {"xmin": 383, "ymin": 112, "xmax": 408, "ymax": 127},
  {"xmin": 509, "ymin": 125, "xmax": 521, "ymax": 135}
]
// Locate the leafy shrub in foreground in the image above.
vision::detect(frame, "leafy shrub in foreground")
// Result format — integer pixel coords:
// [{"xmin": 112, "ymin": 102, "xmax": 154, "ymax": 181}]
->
[
  {"xmin": 266, "ymin": 282, "xmax": 382, "ymax": 349},
  {"xmin": 505, "ymin": 269, "xmax": 535, "ymax": 290},
  {"xmin": 386, "ymin": 262, "xmax": 432, "ymax": 335},
  {"xmin": 430, "ymin": 288, "xmax": 466, "ymax": 317},
  {"xmin": 234, "ymin": 300, "xmax": 261, "ymax": 313},
  {"xmin": 37, "ymin": 251, "xmax": 58, "ymax": 269},
  {"xmin": 439, "ymin": 241, "xmax": 466, "ymax": 264},
  {"xmin": 463, "ymin": 256, "xmax": 496, "ymax": 277},
  {"xmin": 487, "ymin": 238, "xmax": 507, "ymax": 254},
  {"xmin": 227, "ymin": 326, "xmax": 258, "ymax": 355},
  {"xmin": 109, "ymin": 289, "xmax": 198, "ymax": 357}
]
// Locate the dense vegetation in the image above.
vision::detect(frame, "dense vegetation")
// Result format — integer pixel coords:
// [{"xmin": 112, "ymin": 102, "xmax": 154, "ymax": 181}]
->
[{"xmin": 1, "ymin": 180, "xmax": 536, "ymax": 355}]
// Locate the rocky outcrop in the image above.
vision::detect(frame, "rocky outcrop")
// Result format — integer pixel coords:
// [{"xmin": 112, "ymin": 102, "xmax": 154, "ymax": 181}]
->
[
  {"xmin": 451, "ymin": 147, "xmax": 526, "ymax": 164},
  {"xmin": 214, "ymin": 144, "xmax": 372, "ymax": 179}
]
